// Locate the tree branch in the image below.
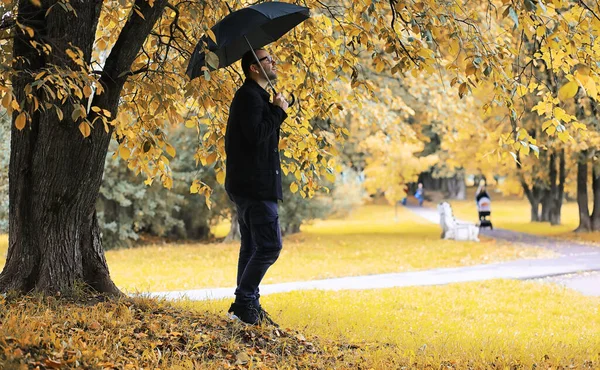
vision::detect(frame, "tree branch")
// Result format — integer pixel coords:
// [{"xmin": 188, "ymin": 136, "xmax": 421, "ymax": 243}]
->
[
  {"xmin": 579, "ymin": 0, "xmax": 600, "ymax": 22},
  {"xmin": 100, "ymin": 0, "xmax": 169, "ymax": 89}
]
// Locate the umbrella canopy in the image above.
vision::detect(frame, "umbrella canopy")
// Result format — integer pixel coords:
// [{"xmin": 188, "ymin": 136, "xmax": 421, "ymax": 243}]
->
[{"xmin": 186, "ymin": 2, "xmax": 310, "ymax": 79}]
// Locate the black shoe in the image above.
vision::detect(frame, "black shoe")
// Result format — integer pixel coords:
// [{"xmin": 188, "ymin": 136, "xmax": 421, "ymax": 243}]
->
[
  {"xmin": 228, "ymin": 302, "xmax": 278, "ymax": 326},
  {"xmin": 227, "ymin": 302, "xmax": 260, "ymax": 325},
  {"xmin": 256, "ymin": 306, "xmax": 279, "ymax": 327}
]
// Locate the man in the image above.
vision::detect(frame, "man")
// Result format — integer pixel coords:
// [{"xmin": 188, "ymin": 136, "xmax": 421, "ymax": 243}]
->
[{"xmin": 224, "ymin": 48, "xmax": 289, "ymax": 326}]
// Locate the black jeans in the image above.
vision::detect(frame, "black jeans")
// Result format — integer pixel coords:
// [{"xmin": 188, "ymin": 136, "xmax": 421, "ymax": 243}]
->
[{"xmin": 229, "ymin": 194, "xmax": 282, "ymax": 306}]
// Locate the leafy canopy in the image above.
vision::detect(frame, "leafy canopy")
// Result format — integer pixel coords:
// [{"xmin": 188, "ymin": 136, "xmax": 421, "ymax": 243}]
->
[{"xmin": 1, "ymin": 0, "xmax": 600, "ymax": 203}]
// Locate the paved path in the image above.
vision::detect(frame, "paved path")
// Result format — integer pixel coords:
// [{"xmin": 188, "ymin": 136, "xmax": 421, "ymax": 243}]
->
[{"xmin": 150, "ymin": 205, "xmax": 600, "ymax": 300}]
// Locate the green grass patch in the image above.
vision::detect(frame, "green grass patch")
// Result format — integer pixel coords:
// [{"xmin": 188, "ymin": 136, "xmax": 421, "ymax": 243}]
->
[{"xmin": 185, "ymin": 279, "xmax": 600, "ymax": 368}]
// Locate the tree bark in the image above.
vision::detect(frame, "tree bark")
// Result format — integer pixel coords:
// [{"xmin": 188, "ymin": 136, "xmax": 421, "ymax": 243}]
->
[
  {"xmin": 520, "ymin": 180, "xmax": 543, "ymax": 222},
  {"xmin": 549, "ymin": 150, "xmax": 565, "ymax": 225},
  {"xmin": 517, "ymin": 153, "xmax": 544, "ymax": 222},
  {"xmin": 575, "ymin": 150, "xmax": 592, "ymax": 232},
  {"xmin": 541, "ymin": 152, "xmax": 557, "ymax": 223},
  {"xmin": 224, "ymin": 208, "xmax": 241, "ymax": 243},
  {"xmin": 529, "ymin": 200, "xmax": 539, "ymax": 222},
  {"xmin": 0, "ymin": 0, "xmax": 169, "ymax": 296},
  {"xmin": 592, "ymin": 156, "xmax": 600, "ymax": 231}
]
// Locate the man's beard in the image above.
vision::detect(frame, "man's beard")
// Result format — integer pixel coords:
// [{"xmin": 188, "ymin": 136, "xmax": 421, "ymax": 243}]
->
[{"xmin": 266, "ymin": 71, "xmax": 277, "ymax": 81}]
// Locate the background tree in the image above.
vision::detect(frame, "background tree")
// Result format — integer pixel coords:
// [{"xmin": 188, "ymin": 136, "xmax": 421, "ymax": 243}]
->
[
  {"xmin": 0, "ymin": 0, "xmax": 171, "ymax": 295},
  {"xmin": 0, "ymin": 109, "xmax": 8, "ymax": 233}
]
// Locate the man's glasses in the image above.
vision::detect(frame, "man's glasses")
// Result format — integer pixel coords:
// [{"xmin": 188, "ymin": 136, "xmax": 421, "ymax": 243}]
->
[{"xmin": 253, "ymin": 56, "xmax": 274, "ymax": 65}]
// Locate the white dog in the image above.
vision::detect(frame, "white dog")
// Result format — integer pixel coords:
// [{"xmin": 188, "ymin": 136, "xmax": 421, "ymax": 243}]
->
[{"xmin": 437, "ymin": 202, "xmax": 480, "ymax": 242}]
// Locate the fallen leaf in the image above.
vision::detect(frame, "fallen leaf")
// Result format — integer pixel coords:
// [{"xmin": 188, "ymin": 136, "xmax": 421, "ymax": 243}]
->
[{"xmin": 235, "ymin": 352, "xmax": 250, "ymax": 365}]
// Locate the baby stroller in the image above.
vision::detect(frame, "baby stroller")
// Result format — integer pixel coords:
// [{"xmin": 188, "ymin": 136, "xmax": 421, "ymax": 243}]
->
[{"xmin": 476, "ymin": 191, "xmax": 493, "ymax": 229}]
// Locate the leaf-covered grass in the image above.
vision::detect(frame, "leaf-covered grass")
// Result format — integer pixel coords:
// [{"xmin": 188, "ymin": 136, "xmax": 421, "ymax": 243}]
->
[
  {"xmin": 448, "ymin": 198, "xmax": 600, "ymax": 245},
  {"xmin": 104, "ymin": 205, "xmax": 551, "ymax": 293},
  {"xmin": 185, "ymin": 279, "xmax": 600, "ymax": 369},
  {"xmin": 2, "ymin": 280, "xmax": 597, "ymax": 369},
  {"xmin": 0, "ymin": 295, "xmax": 357, "ymax": 369}
]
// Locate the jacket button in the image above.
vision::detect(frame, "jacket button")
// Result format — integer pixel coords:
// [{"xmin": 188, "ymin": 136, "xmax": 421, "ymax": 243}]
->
[{"xmin": 275, "ymin": 170, "xmax": 279, "ymax": 175}]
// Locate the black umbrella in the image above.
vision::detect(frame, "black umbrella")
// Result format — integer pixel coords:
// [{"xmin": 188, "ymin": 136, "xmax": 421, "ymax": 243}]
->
[{"xmin": 186, "ymin": 2, "xmax": 310, "ymax": 99}]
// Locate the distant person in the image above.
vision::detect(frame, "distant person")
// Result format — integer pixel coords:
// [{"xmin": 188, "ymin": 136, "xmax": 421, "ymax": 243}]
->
[
  {"xmin": 415, "ymin": 183, "xmax": 425, "ymax": 207},
  {"xmin": 475, "ymin": 182, "xmax": 493, "ymax": 229}
]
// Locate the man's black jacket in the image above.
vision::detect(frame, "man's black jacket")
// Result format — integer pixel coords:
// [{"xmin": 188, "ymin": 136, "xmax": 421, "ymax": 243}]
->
[{"xmin": 225, "ymin": 78, "xmax": 288, "ymax": 201}]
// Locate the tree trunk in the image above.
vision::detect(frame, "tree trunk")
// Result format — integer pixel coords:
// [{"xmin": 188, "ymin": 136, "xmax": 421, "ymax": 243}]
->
[
  {"xmin": 592, "ymin": 156, "xmax": 600, "ymax": 231},
  {"xmin": 549, "ymin": 150, "xmax": 565, "ymax": 225},
  {"xmin": 530, "ymin": 201, "xmax": 540, "ymax": 222},
  {"xmin": 517, "ymin": 152, "xmax": 544, "ymax": 222},
  {"xmin": 541, "ymin": 192, "xmax": 551, "ymax": 222},
  {"xmin": 224, "ymin": 209, "xmax": 241, "ymax": 242},
  {"xmin": 541, "ymin": 152, "xmax": 557, "ymax": 223},
  {"xmin": 575, "ymin": 150, "xmax": 592, "ymax": 232},
  {"xmin": 521, "ymin": 180, "xmax": 543, "ymax": 222},
  {"xmin": 0, "ymin": 0, "xmax": 169, "ymax": 296},
  {"xmin": 455, "ymin": 173, "xmax": 466, "ymax": 200}
]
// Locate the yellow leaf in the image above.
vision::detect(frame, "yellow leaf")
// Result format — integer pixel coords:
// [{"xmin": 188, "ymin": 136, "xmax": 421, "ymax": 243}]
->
[
  {"xmin": 574, "ymin": 64, "xmax": 591, "ymax": 76},
  {"xmin": 557, "ymin": 81, "xmax": 578, "ymax": 100},
  {"xmin": 185, "ymin": 120, "xmax": 196, "ymax": 128},
  {"xmin": 119, "ymin": 146, "xmax": 131, "ymax": 160},
  {"xmin": 206, "ymin": 29, "xmax": 217, "ymax": 43},
  {"xmin": 1, "ymin": 93, "xmax": 11, "ymax": 109},
  {"xmin": 557, "ymin": 131, "xmax": 570, "ymax": 142},
  {"xmin": 15, "ymin": 112, "xmax": 27, "ymax": 130},
  {"xmin": 79, "ymin": 122, "xmax": 91, "ymax": 138},
  {"xmin": 66, "ymin": 49, "xmax": 78, "ymax": 60},
  {"xmin": 584, "ymin": 79, "xmax": 598, "ymax": 99},
  {"xmin": 536, "ymin": 25, "xmax": 545, "ymax": 38},
  {"xmin": 465, "ymin": 64, "xmax": 477, "ymax": 76},
  {"xmin": 458, "ymin": 82, "xmax": 468, "ymax": 98},
  {"xmin": 190, "ymin": 180, "xmax": 201, "ymax": 194},
  {"xmin": 97, "ymin": 39, "xmax": 107, "ymax": 49},
  {"xmin": 216, "ymin": 170, "xmax": 225, "ymax": 185},
  {"xmin": 83, "ymin": 86, "xmax": 93, "ymax": 98},
  {"xmin": 166, "ymin": 144, "xmax": 176, "ymax": 157},
  {"xmin": 516, "ymin": 84, "xmax": 528, "ymax": 97},
  {"xmin": 542, "ymin": 119, "xmax": 554, "ymax": 131},
  {"xmin": 290, "ymin": 182, "xmax": 299, "ymax": 193},
  {"xmin": 134, "ymin": 8, "xmax": 146, "ymax": 20},
  {"xmin": 56, "ymin": 107, "xmax": 63, "ymax": 121},
  {"xmin": 205, "ymin": 152, "xmax": 217, "ymax": 165}
]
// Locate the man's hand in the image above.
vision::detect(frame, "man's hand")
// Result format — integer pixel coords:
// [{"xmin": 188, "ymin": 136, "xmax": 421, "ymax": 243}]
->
[{"xmin": 273, "ymin": 93, "xmax": 289, "ymax": 111}]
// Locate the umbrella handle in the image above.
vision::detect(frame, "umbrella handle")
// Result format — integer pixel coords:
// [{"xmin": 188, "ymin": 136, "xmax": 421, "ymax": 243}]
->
[{"xmin": 288, "ymin": 93, "xmax": 295, "ymax": 107}]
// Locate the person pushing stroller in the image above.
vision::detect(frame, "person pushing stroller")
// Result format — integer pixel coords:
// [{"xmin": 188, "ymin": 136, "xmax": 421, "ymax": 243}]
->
[{"xmin": 475, "ymin": 182, "xmax": 493, "ymax": 229}]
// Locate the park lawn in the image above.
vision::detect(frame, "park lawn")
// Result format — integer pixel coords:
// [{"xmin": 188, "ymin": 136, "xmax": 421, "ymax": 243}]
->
[
  {"xmin": 185, "ymin": 279, "xmax": 600, "ymax": 369},
  {"xmin": 448, "ymin": 198, "xmax": 600, "ymax": 245},
  {"xmin": 102, "ymin": 204, "xmax": 552, "ymax": 293}
]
